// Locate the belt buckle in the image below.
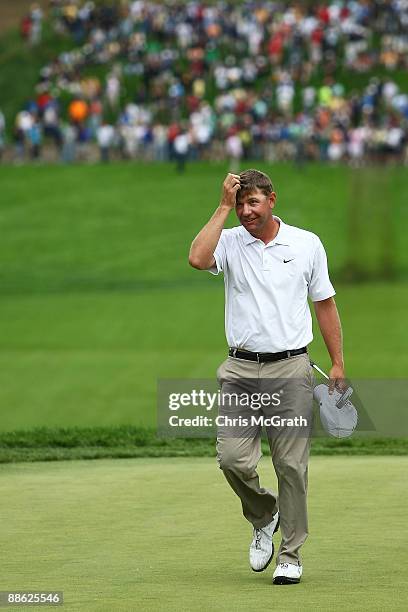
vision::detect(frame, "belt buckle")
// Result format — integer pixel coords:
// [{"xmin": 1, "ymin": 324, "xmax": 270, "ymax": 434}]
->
[
  {"xmin": 232, "ymin": 348, "xmax": 237, "ymax": 358},
  {"xmin": 287, "ymin": 350, "xmax": 291, "ymax": 358},
  {"xmin": 256, "ymin": 352, "xmax": 260, "ymax": 363}
]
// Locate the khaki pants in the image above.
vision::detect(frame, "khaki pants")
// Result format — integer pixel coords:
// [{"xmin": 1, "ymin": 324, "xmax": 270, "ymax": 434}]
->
[{"xmin": 216, "ymin": 353, "xmax": 314, "ymax": 565}]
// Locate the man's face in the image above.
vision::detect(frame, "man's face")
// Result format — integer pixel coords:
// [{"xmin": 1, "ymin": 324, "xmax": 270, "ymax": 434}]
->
[{"xmin": 235, "ymin": 188, "xmax": 276, "ymax": 234}]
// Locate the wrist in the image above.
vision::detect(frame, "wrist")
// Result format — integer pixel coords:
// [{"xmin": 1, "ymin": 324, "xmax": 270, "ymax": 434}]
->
[{"xmin": 219, "ymin": 200, "xmax": 234, "ymax": 213}]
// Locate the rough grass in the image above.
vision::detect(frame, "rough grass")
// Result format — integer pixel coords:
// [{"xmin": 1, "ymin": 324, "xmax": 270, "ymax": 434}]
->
[{"xmin": 0, "ymin": 425, "xmax": 407, "ymax": 463}]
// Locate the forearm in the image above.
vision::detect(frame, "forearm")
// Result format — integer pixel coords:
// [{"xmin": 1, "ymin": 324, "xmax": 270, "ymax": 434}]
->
[
  {"xmin": 314, "ymin": 298, "xmax": 344, "ymax": 368},
  {"xmin": 189, "ymin": 205, "xmax": 231, "ymax": 269}
]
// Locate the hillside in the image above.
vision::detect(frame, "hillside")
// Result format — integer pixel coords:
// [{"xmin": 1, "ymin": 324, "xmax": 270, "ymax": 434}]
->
[
  {"xmin": 1, "ymin": 1, "xmax": 407, "ymax": 143},
  {"xmin": 0, "ymin": 0, "xmax": 48, "ymax": 33},
  {"xmin": 0, "ymin": 21, "xmax": 73, "ymax": 136}
]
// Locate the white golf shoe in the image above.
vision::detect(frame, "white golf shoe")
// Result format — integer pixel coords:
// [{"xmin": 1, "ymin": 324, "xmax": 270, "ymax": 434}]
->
[
  {"xmin": 273, "ymin": 562, "xmax": 303, "ymax": 584},
  {"xmin": 249, "ymin": 512, "xmax": 280, "ymax": 572}
]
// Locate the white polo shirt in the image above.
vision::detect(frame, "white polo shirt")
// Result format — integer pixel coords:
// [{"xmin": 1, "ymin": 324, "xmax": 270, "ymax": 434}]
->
[{"xmin": 208, "ymin": 216, "xmax": 335, "ymax": 352}]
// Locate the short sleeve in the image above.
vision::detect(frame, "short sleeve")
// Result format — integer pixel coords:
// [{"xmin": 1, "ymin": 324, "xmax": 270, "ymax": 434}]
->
[
  {"xmin": 308, "ymin": 238, "xmax": 336, "ymax": 302},
  {"xmin": 207, "ymin": 230, "xmax": 228, "ymax": 275}
]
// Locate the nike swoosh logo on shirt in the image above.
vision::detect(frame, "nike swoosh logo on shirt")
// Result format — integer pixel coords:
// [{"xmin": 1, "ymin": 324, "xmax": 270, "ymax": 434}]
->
[{"xmin": 283, "ymin": 259, "xmax": 295, "ymax": 263}]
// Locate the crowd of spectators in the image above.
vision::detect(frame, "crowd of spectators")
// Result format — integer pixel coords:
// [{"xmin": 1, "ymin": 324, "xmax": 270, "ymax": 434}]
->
[{"xmin": 3, "ymin": 0, "xmax": 408, "ymax": 165}]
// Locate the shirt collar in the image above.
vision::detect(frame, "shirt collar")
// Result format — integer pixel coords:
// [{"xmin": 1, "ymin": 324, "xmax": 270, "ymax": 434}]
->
[{"xmin": 241, "ymin": 216, "xmax": 291, "ymax": 246}]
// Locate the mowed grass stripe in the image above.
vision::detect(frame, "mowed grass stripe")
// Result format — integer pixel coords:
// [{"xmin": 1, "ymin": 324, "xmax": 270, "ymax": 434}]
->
[
  {"xmin": 0, "ymin": 284, "xmax": 406, "ymax": 433},
  {"xmin": 0, "ymin": 162, "xmax": 406, "ymax": 294}
]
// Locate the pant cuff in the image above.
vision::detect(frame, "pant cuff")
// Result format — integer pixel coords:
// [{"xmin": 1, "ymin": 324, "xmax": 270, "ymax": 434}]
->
[
  {"xmin": 252, "ymin": 507, "xmax": 279, "ymax": 530},
  {"xmin": 276, "ymin": 556, "xmax": 301, "ymax": 566}
]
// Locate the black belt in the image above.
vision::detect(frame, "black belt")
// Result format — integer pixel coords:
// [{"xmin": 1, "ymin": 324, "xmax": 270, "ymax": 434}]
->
[{"xmin": 228, "ymin": 347, "xmax": 307, "ymax": 363}]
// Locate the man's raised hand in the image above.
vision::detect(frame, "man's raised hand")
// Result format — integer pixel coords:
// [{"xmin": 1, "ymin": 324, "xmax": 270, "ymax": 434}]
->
[{"xmin": 220, "ymin": 173, "xmax": 241, "ymax": 210}]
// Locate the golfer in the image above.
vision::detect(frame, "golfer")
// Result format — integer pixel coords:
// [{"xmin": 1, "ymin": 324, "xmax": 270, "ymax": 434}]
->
[{"xmin": 189, "ymin": 169, "xmax": 345, "ymax": 584}]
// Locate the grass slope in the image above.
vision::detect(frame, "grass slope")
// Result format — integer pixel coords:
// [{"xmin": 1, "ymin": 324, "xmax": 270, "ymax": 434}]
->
[
  {"xmin": 0, "ymin": 283, "xmax": 407, "ymax": 433},
  {"xmin": 0, "ymin": 163, "xmax": 407, "ymax": 293},
  {"xmin": 0, "ymin": 162, "xmax": 407, "ymax": 444},
  {"xmin": 1, "ymin": 456, "xmax": 407, "ymax": 610},
  {"xmin": 0, "ymin": 1, "xmax": 49, "ymax": 34},
  {"xmin": 0, "ymin": 23, "xmax": 74, "ymax": 135}
]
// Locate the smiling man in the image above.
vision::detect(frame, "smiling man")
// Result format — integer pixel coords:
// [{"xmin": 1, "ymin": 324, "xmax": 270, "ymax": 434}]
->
[{"xmin": 188, "ymin": 169, "xmax": 344, "ymax": 585}]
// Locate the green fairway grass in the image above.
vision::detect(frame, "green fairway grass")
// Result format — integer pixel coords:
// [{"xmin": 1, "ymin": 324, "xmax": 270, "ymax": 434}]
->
[
  {"xmin": 0, "ymin": 283, "xmax": 407, "ymax": 432},
  {"xmin": 0, "ymin": 162, "xmax": 407, "ymax": 437},
  {"xmin": 1, "ymin": 456, "xmax": 407, "ymax": 611},
  {"xmin": 0, "ymin": 163, "xmax": 407, "ymax": 294}
]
